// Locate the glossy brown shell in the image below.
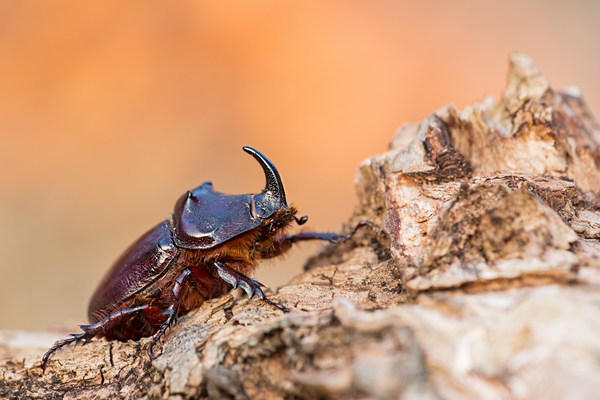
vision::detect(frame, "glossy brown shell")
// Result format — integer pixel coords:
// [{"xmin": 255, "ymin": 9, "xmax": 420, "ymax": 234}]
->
[
  {"xmin": 88, "ymin": 220, "xmax": 178, "ymax": 323},
  {"xmin": 172, "ymin": 182, "xmax": 262, "ymax": 250}
]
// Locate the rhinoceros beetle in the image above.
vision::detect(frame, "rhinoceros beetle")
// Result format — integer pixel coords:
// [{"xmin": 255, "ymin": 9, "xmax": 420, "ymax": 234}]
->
[{"xmin": 41, "ymin": 146, "xmax": 370, "ymax": 369}]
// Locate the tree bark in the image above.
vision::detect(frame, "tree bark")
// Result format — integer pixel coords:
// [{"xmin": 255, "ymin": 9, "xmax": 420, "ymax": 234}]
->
[{"xmin": 3, "ymin": 53, "xmax": 600, "ymax": 399}]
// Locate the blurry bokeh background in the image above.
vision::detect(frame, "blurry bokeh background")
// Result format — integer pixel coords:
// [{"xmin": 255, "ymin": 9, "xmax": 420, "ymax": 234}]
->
[{"xmin": 1, "ymin": 1, "xmax": 599, "ymax": 330}]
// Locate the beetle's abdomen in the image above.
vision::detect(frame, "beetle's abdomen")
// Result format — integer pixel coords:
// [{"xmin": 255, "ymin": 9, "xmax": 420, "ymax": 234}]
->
[{"xmin": 88, "ymin": 220, "xmax": 178, "ymax": 323}]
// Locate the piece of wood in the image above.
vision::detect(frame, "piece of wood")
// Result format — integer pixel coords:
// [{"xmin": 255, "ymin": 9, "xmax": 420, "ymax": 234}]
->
[{"xmin": 3, "ymin": 53, "xmax": 600, "ymax": 399}]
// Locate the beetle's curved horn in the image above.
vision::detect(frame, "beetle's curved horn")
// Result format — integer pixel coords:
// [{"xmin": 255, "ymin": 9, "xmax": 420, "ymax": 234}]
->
[{"xmin": 243, "ymin": 146, "xmax": 288, "ymax": 218}]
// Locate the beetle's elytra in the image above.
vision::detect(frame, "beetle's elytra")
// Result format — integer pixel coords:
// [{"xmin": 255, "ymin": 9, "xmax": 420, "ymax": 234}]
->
[{"xmin": 41, "ymin": 146, "xmax": 370, "ymax": 369}]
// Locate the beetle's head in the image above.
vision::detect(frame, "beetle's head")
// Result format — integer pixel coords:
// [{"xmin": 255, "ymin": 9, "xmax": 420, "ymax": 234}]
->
[
  {"xmin": 172, "ymin": 147, "xmax": 304, "ymax": 250},
  {"xmin": 245, "ymin": 146, "xmax": 309, "ymax": 233},
  {"xmin": 243, "ymin": 146, "xmax": 289, "ymax": 218}
]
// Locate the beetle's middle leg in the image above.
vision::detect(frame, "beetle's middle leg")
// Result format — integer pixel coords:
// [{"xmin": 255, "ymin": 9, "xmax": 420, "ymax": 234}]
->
[
  {"xmin": 213, "ymin": 261, "xmax": 289, "ymax": 312},
  {"xmin": 147, "ymin": 268, "xmax": 192, "ymax": 359}
]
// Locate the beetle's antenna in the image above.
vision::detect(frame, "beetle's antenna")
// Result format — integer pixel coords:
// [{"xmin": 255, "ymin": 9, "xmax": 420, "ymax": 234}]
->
[
  {"xmin": 242, "ymin": 146, "xmax": 288, "ymax": 218},
  {"xmin": 294, "ymin": 215, "xmax": 308, "ymax": 225}
]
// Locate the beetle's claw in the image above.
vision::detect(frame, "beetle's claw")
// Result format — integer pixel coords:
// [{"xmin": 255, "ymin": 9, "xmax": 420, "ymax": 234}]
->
[
  {"xmin": 148, "ymin": 332, "xmax": 164, "ymax": 360},
  {"xmin": 332, "ymin": 220, "xmax": 373, "ymax": 243},
  {"xmin": 148, "ymin": 334, "xmax": 163, "ymax": 360},
  {"xmin": 263, "ymin": 297, "xmax": 290, "ymax": 313},
  {"xmin": 40, "ymin": 333, "xmax": 85, "ymax": 371},
  {"xmin": 355, "ymin": 220, "xmax": 373, "ymax": 230},
  {"xmin": 148, "ymin": 344, "xmax": 158, "ymax": 360}
]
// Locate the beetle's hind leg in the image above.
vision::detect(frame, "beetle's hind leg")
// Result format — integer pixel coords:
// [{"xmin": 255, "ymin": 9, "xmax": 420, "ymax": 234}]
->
[
  {"xmin": 41, "ymin": 332, "xmax": 86, "ymax": 371},
  {"xmin": 213, "ymin": 261, "xmax": 289, "ymax": 312},
  {"xmin": 40, "ymin": 304, "xmax": 151, "ymax": 371}
]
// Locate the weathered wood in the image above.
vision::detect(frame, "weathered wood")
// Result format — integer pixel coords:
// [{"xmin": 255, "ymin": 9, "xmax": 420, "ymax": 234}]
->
[{"xmin": 3, "ymin": 53, "xmax": 600, "ymax": 399}]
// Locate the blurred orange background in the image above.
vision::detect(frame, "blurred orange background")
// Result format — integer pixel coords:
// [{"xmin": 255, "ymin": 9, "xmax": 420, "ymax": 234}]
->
[{"xmin": 1, "ymin": 1, "xmax": 599, "ymax": 330}]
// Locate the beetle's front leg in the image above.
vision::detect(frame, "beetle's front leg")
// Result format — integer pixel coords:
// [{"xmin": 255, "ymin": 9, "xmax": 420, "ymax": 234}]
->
[
  {"xmin": 213, "ymin": 261, "xmax": 289, "ymax": 312},
  {"xmin": 287, "ymin": 220, "xmax": 372, "ymax": 246},
  {"xmin": 147, "ymin": 268, "xmax": 191, "ymax": 359}
]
